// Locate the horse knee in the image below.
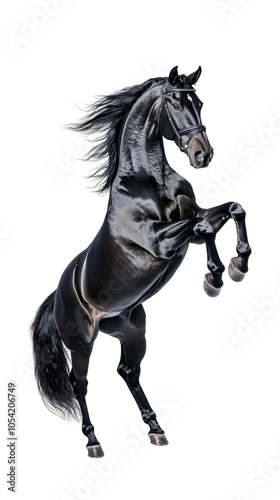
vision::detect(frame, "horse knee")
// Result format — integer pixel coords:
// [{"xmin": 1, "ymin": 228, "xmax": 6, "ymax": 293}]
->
[
  {"xmin": 193, "ymin": 219, "xmax": 217, "ymax": 247},
  {"xmin": 193, "ymin": 218, "xmax": 215, "ymax": 237}
]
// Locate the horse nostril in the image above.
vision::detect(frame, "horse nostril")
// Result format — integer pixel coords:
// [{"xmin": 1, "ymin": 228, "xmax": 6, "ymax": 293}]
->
[{"xmin": 194, "ymin": 150, "xmax": 205, "ymax": 163}]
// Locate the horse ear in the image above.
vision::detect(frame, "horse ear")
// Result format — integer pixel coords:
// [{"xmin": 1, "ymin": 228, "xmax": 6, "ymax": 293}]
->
[
  {"xmin": 187, "ymin": 66, "xmax": 202, "ymax": 85},
  {"xmin": 168, "ymin": 66, "xmax": 178, "ymax": 85}
]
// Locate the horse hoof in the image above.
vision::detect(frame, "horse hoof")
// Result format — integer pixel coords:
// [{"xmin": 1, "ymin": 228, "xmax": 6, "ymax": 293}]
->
[
  {"xmin": 203, "ymin": 275, "xmax": 221, "ymax": 297},
  {"xmin": 228, "ymin": 259, "xmax": 246, "ymax": 282},
  {"xmin": 149, "ymin": 433, "xmax": 169, "ymax": 446},
  {"xmin": 87, "ymin": 444, "xmax": 104, "ymax": 458}
]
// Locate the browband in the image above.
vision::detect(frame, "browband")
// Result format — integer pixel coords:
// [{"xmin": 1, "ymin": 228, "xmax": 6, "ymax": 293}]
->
[{"xmin": 162, "ymin": 87, "xmax": 196, "ymax": 95}]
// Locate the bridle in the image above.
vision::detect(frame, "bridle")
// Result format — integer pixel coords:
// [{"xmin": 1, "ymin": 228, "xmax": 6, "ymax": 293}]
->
[{"xmin": 158, "ymin": 79, "xmax": 206, "ymax": 152}]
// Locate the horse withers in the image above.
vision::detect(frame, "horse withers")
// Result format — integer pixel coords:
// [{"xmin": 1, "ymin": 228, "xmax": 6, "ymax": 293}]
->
[{"xmin": 31, "ymin": 66, "xmax": 251, "ymax": 457}]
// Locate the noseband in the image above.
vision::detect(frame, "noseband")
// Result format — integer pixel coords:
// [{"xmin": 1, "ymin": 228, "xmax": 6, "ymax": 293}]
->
[{"xmin": 158, "ymin": 79, "xmax": 206, "ymax": 151}]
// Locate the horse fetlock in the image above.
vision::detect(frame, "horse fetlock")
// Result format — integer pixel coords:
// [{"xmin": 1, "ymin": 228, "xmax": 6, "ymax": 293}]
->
[
  {"xmin": 209, "ymin": 260, "xmax": 225, "ymax": 275},
  {"xmin": 141, "ymin": 408, "xmax": 157, "ymax": 423},
  {"xmin": 236, "ymin": 255, "xmax": 249, "ymax": 272},
  {"xmin": 145, "ymin": 415, "xmax": 165, "ymax": 436},
  {"xmin": 82, "ymin": 424, "xmax": 95, "ymax": 437},
  {"xmin": 237, "ymin": 242, "xmax": 252, "ymax": 257}
]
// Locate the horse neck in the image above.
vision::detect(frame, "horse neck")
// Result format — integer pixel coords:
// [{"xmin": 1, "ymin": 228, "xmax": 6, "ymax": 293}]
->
[{"xmin": 115, "ymin": 83, "xmax": 168, "ymax": 186}]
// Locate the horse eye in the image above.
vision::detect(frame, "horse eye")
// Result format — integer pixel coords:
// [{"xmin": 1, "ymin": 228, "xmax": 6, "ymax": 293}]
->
[{"xmin": 172, "ymin": 103, "xmax": 180, "ymax": 110}]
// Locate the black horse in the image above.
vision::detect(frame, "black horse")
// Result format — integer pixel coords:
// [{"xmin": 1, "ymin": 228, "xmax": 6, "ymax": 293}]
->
[{"xmin": 31, "ymin": 66, "xmax": 251, "ymax": 457}]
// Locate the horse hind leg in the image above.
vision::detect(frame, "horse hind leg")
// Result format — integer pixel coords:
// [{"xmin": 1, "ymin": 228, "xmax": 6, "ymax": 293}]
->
[
  {"xmin": 55, "ymin": 300, "xmax": 104, "ymax": 457},
  {"xmin": 54, "ymin": 258, "xmax": 105, "ymax": 457},
  {"xmin": 99, "ymin": 305, "xmax": 168, "ymax": 447},
  {"xmin": 117, "ymin": 339, "xmax": 168, "ymax": 446},
  {"xmin": 69, "ymin": 346, "xmax": 104, "ymax": 458}
]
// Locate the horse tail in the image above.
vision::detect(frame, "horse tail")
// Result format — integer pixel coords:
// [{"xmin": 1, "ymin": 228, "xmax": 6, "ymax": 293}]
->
[{"xmin": 31, "ymin": 291, "xmax": 80, "ymax": 420}]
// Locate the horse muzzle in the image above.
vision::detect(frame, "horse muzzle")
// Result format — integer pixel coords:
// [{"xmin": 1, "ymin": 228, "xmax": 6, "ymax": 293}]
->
[{"xmin": 185, "ymin": 145, "xmax": 214, "ymax": 169}]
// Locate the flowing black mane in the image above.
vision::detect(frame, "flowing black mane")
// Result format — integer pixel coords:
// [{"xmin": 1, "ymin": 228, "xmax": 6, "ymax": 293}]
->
[{"xmin": 70, "ymin": 76, "xmax": 164, "ymax": 192}]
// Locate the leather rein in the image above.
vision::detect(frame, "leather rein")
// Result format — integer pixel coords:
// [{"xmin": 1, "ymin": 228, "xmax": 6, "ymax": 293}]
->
[{"xmin": 158, "ymin": 79, "xmax": 206, "ymax": 151}]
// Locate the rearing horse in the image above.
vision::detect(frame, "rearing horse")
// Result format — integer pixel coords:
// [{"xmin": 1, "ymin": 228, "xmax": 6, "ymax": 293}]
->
[{"xmin": 31, "ymin": 66, "xmax": 251, "ymax": 457}]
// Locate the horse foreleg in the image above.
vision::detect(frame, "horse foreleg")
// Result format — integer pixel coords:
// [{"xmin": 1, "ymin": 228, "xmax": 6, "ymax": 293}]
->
[
  {"xmin": 192, "ymin": 219, "xmax": 225, "ymax": 297},
  {"xmin": 197, "ymin": 202, "xmax": 252, "ymax": 281}
]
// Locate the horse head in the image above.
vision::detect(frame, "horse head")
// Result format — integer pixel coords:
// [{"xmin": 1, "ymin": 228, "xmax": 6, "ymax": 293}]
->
[{"xmin": 158, "ymin": 66, "xmax": 214, "ymax": 169}]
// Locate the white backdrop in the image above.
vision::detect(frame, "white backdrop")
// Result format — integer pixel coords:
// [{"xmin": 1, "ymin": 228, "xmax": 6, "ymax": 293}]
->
[{"xmin": 1, "ymin": 1, "xmax": 280, "ymax": 499}]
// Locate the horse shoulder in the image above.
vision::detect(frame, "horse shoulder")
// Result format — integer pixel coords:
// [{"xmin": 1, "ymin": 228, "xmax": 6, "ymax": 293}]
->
[{"xmin": 163, "ymin": 169, "xmax": 200, "ymax": 220}]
